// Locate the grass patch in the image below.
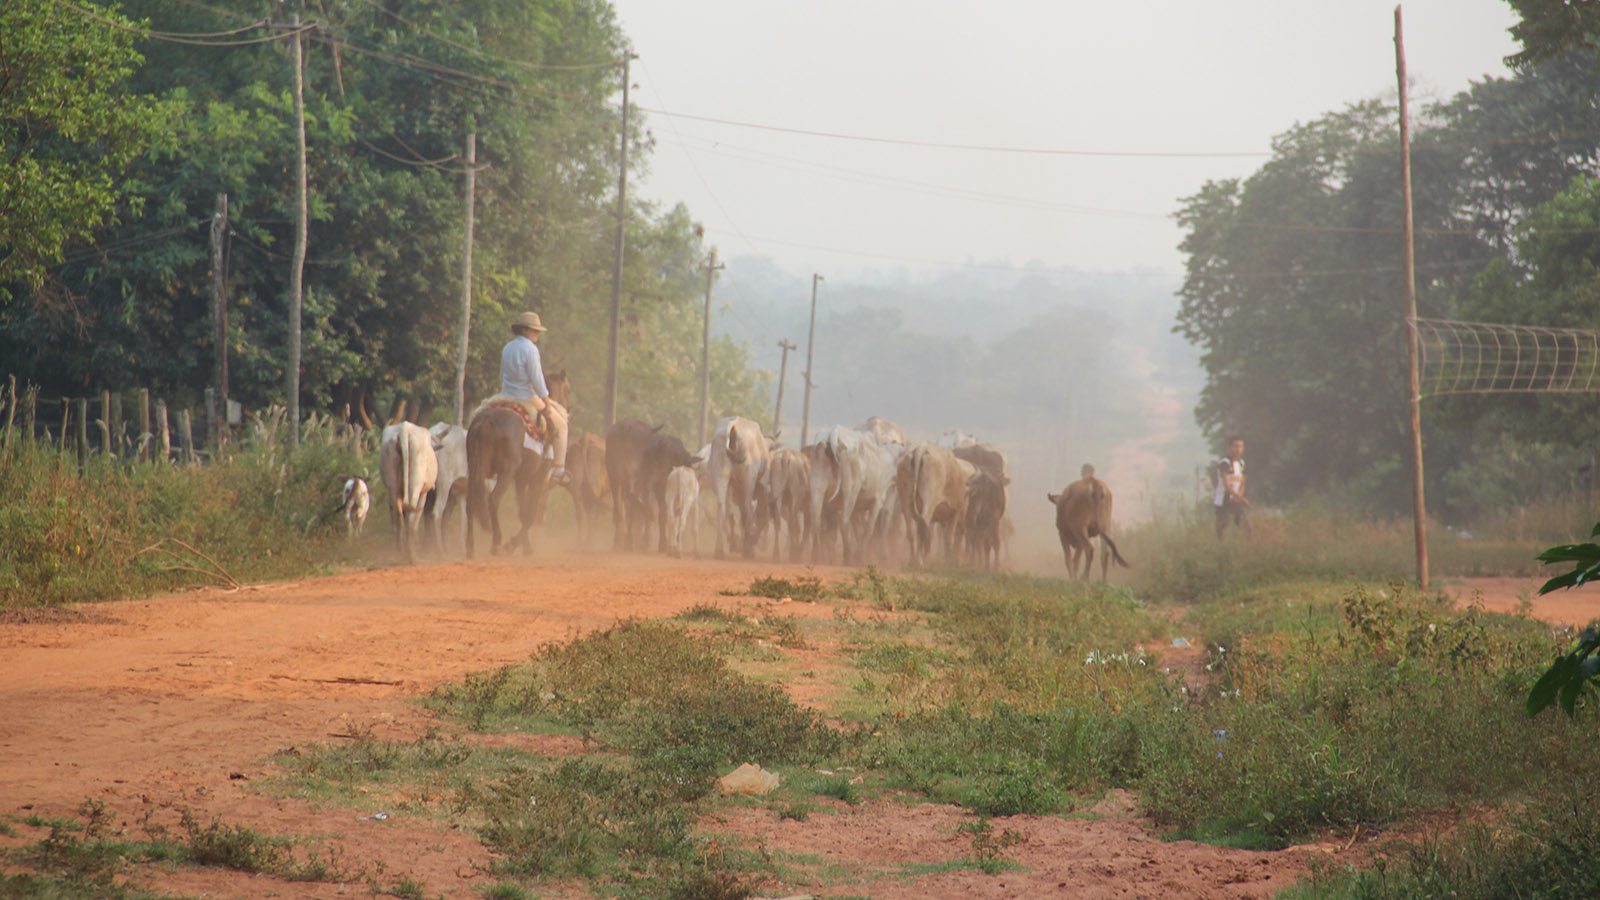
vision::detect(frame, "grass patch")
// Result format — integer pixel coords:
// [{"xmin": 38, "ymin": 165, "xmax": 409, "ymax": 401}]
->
[
  {"xmin": 430, "ymin": 620, "xmax": 840, "ymax": 765},
  {"xmin": 2, "ymin": 799, "xmax": 362, "ymax": 895},
  {"xmin": 726, "ymin": 574, "xmax": 831, "ymax": 602}
]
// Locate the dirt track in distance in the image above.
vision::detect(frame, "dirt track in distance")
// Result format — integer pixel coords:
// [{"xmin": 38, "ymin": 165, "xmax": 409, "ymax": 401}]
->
[{"xmin": 1, "ymin": 552, "xmax": 1359, "ymax": 897}]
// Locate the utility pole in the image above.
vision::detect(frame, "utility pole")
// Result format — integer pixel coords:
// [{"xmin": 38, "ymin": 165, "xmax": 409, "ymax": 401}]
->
[
  {"xmin": 287, "ymin": 10, "xmax": 308, "ymax": 446},
  {"xmin": 603, "ymin": 51, "xmax": 637, "ymax": 428},
  {"xmin": 772, "ymin": 338, "xmax": 796, "ymax": 437},
  {"xmin": 696, "ymin": 246, "xmax": 723, "ymax": 447},
  {"xmin": 800, "ymin": 273, "xmax": 823, "ymax": 447},
  {"xmin": 210, "ymin": 192, "xmax": 229, "ymax": 449},
  {"xmin": 1395, "ymin": 5, "xmax": 1428, "ymax": 590},
  {"xmin": 454, "ymin": 130, "xmax": 476, "ymax": 426}
]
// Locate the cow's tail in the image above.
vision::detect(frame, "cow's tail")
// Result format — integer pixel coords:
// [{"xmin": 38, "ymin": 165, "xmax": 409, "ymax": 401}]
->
[
  {"xmin": 400, "ymin": 427, "xmax": 412, "ymax": 515},
  {"xmin": 726, "ymin": 422, "xmax": 746, "ymax": 465},
  {"xmin": 1102, "ymin": 532, "xmax": 1131, "ymax": 569}
]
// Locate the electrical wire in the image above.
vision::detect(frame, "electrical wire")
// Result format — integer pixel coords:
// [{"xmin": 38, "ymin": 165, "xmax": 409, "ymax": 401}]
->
[
  {"xmin": 58, "ymin": 0, "xmax": 308, "ymax": 47},
  {"xmin": 640, "ymin": 107, "xmax": 1273, "ymax": 159}
]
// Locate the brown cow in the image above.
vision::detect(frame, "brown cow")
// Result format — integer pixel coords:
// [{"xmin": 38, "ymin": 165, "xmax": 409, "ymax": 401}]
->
[
  {"xmin": 896, "ymin": 443, "xmax": 974, "ymax": 568},
  {"xmin": 639, "ymin": 432, "xmax": 703, "ymax": 554},
  {"xmin": 604, "ymin": 419, "xmax": 662, "ymax": 551},
  {"xmin": 564, "ymin": 431, "xmax": 609, "ymax": 547},
  {"xmin": 1046, "ymin": 465, "xmax": 1129, "ymax": 581},
  {"xmin": 964, "ymin": 470, "xmax": 1008, "ymax": 570}
]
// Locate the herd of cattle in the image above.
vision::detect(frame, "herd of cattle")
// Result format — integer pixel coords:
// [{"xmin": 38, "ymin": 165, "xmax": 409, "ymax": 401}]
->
[{"xmin": 339, "ymin": 411, "xmax": 1130, "ymax": 580}]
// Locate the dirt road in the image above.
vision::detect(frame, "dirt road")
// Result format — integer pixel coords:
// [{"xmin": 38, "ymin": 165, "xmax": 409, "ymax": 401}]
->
[{"xmin": 1, "ymin": 555, "xmax": 1323, "ymax": 897}]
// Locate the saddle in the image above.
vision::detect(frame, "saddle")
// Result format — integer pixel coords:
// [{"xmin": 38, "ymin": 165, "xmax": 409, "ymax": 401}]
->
[
  {"xmin": 485, "ymin": 400, "xmax": 545, "ymax": 441},
  {"xmin": 483, "ymin": 398, "xmax": 553, "ymax": 454}
]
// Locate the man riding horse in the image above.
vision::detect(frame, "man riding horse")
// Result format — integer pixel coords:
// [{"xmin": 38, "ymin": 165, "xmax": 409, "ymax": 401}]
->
[{"xmin": 471, "ymin": 311, "xmax": 571, "ymax": 487}]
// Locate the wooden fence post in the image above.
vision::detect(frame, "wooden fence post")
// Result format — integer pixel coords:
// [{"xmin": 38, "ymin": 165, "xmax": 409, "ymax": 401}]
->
[
  {"xmin": 60, "ymin": 397, "xmax": 71, "ymax": 453},
  {"xmin": 99, "ymin": 390, "xmax": 111, "ymax": 457},
  {"xmin": 179, "ymin": 408, "xmax": 195, "ymax": 464},
  {"xmin": 2, "ymin": 374, "xmax": 14, "ymax": 450},
  {"xmin": 138, "ymin": 389, "xmax": 151, "ymax": 461},
  {"xmin": 155, "ymin": 400, "xmax": 171, "ymax": 463},
  {"xmin": 111, "ymin": 393, "xmax": 123, "ymax": 456},
  {"xmin": 22, "ymin": 385, "xmax": 36, "ymax": 441},
  {"xmin": 76, "ymin": 398, "xmax": 89, "ymax": 468}
]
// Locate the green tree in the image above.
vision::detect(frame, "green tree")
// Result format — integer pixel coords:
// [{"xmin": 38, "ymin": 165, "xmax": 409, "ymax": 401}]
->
[{"xmin": 0, "ymin": 0, "xmax": 178, "ymax": 300}]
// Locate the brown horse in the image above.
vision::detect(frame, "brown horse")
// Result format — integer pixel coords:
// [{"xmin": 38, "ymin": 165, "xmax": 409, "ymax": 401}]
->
[{"xmin": 464, "ymin": 371, "xmax": 571, "ymax": 558}]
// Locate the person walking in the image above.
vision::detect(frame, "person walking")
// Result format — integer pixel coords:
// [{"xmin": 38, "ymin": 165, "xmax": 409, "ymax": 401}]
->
[{"xmin": 1214, "ymin": 436, "xmax": 1250, "ymax": 539}]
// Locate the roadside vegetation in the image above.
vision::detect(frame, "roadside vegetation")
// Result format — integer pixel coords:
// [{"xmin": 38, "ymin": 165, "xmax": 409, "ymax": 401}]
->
[{"xmin": 0, "ymin": 410, "xmax": 371, "ymax": 609}]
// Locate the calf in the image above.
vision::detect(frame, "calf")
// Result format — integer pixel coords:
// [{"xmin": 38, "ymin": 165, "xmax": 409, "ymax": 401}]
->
[
  {"xmin": 664, "ymin": 466, "xmax": 701, "ymax": 558},
  {"xmin": 380, "ymin": 422, "xmax": 440, "ymax": 562},
  {"xmin": 1047, "ymin": 468, "xmax": 1129, "ymax": 581},
  {"xmin": 336, "ymin": 476, "xmax": 370, "ymax": 539}
]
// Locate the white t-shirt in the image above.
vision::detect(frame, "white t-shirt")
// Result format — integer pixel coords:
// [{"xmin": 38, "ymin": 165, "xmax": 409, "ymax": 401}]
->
[{"xmin": 1214, "ymin": 458, "xmax": 1245, "ymax": 507}]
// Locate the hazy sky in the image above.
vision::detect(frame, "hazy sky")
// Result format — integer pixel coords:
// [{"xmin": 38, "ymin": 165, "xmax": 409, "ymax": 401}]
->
[{"xmin": 611, "ymin": 1, "xmax": 1521, "ymax": 279}]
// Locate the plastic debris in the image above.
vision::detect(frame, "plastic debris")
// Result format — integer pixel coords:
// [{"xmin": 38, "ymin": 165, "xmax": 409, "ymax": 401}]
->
[
  {"xmin": 718, "ymin": 763, "xmax": 781, "ymax": 796},
  {"xmin": 367, "ymin": 811, "xmax": 389, "ymax": 821},
  {"xmin": 1171, "ymin": 637, "xmax": 1192, "ymax": 649}
]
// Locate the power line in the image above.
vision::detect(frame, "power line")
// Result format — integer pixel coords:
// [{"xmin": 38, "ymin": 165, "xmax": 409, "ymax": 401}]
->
[
  {"xmin": 58, "ymin": 0, "xmax": 307, "ymax": 47},
  {"xmin": 639, "ymin": 107, "xmax": 1273, "ymax": 159},
  {"xmin": 347, "ymin": 0, "xmax": 619, "ymax": 73}
]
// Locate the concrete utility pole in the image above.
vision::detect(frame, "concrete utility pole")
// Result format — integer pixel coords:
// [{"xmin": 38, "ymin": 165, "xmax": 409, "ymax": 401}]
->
[
  {"xmin": 1395, "ymin": 5, "xmax": 1428, "ymax": 590},
  {"xmin": 454, "ymin": 131, "xmax": 476, "ymax": 426},
  {"xmin": 696, "ymin": 246, "xmax": 723, "ymax": 447},
  {"xmin": 603, "ymin": 52, "xmax": 637, "ymax": 428},
  {"xmin": 210, "ymin": 192, "xmax": 229, "ymax": 449},
  {"xmin": 772, "ymin": 338, "xmax": 796, "ymax": 437},
  {"xmin": 287, "ymin": 11, "xmax": 308, "ymax": 446},
  {"xmin": 800, "ymin": 273, "xmax": 823, "ymax": 447}
]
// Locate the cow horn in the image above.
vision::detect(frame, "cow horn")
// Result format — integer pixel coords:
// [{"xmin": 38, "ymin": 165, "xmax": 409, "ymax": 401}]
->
[{"xmin": 1046, "ymin": 493, "xmax": 1059, "ymax": 504}]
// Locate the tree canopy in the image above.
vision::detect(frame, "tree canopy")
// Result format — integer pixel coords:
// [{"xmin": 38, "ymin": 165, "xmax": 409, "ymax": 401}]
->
[
  {"xmin": 0, "ymin": 0, "xmax": 766, "ymax": 435},
  {"xmin": 1174, "ymin": 49, "xmax": 1600, "ymax": 518}
]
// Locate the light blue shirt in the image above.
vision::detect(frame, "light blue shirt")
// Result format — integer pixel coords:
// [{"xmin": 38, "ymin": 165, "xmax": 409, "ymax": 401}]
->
[{"xmin": 500, "ymin": 335, "xmax": 548, "ymax": 399}]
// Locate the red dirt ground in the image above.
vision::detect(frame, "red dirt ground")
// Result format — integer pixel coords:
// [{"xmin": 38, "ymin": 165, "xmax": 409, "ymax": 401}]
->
[
  {"xmin": 1443, "ymin": 575, "xmax": 1600, "ymax": 627},
  {"xmin": 1, "ymin": 554, "xmax": 1342, "ymax": 898}
]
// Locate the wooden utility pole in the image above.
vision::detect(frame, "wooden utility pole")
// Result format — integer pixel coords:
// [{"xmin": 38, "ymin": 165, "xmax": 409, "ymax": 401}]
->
[
  {"xmin": 211, "ymin": 192, "xmax": 229, "ymax": 448},
  {"xmin": 772, "ymin": 339, "xmax": 796, "ymax": 437},
  {"xmin": 603, "ymin": 52, "xmax": 637, "ymax": 428},
  {"xmin": 455, "ymin": 131, "xmax": 476, "ymax": 426},
  {"xmin": 287, "ymin": 11, "xmax": 308, "ymax": 447},
  {"xmin": 1395, "ymin": 5, "xmax": 1428, "ymax": 590},
  {"xmin": 697, "ymin": 246, "xmax": 723, "ymax": 447},
  {"xmin": 800, "ymin": 273, "xmax": 823, "ymax": 447}
]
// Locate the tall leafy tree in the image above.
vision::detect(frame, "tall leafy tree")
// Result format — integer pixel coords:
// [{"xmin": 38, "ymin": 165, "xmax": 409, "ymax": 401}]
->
[{"xmin": 0, "ymin": 0, "xmax": 179, "ymax": 301}]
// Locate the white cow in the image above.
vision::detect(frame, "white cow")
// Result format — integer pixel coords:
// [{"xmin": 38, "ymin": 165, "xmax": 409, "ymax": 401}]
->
[
  {"xmin": 428, "ymin": 422, "xmax": 471, "ymax": 551},
  {"xmin": 380, "ymin": 422, "xmax": 439, "ymax": 562},
  {"xmin": 860, "ymin": 416, "xmax": 907, "ymax": 447},
  {"xmin": 815, "ymin": 425, "xmax": 899, "ymax": 565},
  {"xmin": 663, "ymin": 466, "xmax": 700, "ymax": 559},
  {"xmin": 763, "ymin": 448, "xmax": 811, "ymax": 563},
  {"xmin": 337, "ymin": 476, "xmax": 370, "ymax": 539},
  {"xmin": 705, "ymin": 416, "xmax": 771, "ymax": 559}
]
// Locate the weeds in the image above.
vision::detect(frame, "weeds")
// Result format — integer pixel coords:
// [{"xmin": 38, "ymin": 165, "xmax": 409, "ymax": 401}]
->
[{"xmin": 956, "ymin": 817, "xmax": 1025, "ymax": 875}]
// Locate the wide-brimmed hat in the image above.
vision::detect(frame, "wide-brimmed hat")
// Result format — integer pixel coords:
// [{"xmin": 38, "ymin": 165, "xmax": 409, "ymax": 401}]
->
[{"xmin": 511, "ymin": 311, "xmax": 548, "ymax": 334}]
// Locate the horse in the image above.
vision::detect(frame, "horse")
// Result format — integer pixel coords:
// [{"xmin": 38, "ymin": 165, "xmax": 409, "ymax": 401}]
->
[{"xmin": 464, "ymin": 371, "xmax": 571, "ymax": 558}]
